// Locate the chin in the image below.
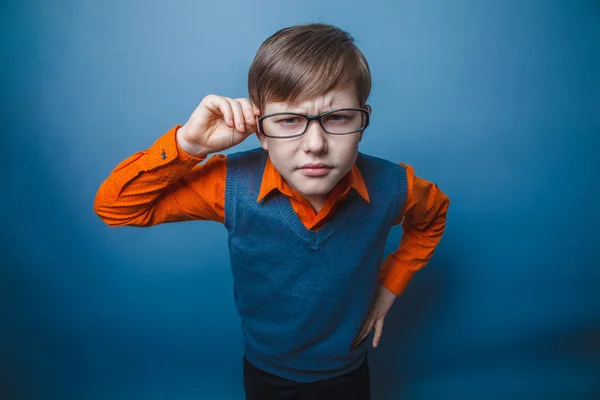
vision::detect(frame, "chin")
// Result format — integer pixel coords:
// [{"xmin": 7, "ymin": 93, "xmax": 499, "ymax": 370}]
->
[{"xmin": 294, "ymin": 180, "xmax": 337, "ymax": 197}]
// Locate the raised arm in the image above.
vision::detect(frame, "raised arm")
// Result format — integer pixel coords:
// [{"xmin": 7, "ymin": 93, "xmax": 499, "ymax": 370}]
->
[
  {"xmin": 94, "ymin": 95, "xmax": 260, "ymax": 227},
  {"xmin": 93, "ymin": 125, "xmax": 227, "ymax": 227}
]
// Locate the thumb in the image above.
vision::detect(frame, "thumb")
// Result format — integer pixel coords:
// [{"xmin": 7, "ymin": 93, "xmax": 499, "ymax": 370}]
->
[{"xmin": 372, "ymin": 318, "xmax": 384, "ymax": 348}]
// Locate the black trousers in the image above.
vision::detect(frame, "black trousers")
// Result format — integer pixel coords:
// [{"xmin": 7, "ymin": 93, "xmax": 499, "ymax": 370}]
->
[{"xmin": 243, "ymin": 354, "xmax": 371, "ymax": 400}]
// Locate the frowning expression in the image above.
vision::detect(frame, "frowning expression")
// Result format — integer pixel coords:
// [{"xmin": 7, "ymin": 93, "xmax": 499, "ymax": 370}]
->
[{"xmin": 257, "ymin": 83, "xmax": 368, "ymax": 209}]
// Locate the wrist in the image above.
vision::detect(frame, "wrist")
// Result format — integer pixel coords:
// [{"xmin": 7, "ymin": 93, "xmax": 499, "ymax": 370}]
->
[{"xmin": 176, "ymin": 126, "xmax": 210, "ymax": 158}]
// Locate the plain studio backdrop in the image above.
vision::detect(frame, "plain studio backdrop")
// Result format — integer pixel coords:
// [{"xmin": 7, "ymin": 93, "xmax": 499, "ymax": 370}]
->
[{"xmin": 2, "ymin": 1, "xmax": 599, "ymax": 399}]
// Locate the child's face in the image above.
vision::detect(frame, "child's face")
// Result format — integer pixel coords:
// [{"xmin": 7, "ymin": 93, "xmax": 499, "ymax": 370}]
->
[{"xmin": 257, "ymin": 83, "xmax": 365, "ymax": 206}]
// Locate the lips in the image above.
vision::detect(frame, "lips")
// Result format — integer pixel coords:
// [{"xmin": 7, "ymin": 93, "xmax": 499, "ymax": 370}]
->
[
  {"xmin": 298, "ymin": 163, "xmax": 332, "ymax": 177},
  {"xmin": 300, "ymin": 163, "xmax": 332, "ymax": 169}
]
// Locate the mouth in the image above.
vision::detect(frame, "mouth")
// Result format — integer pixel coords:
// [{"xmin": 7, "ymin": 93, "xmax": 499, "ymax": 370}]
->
[{"xmin": 298, "ymin": 163, "xmax": 333, "ymax": 177}]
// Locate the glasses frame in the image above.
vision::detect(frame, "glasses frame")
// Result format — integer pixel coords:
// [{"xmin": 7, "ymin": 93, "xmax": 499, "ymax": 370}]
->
[{"xmin": 257, "ymin": 107, "xmax": 371, "ymax": 139}]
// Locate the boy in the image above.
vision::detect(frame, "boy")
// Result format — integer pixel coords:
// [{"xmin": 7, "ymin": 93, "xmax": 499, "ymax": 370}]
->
[{"xmin": 94, "ymin": 23, "xmax": 449, "ymax": 399}]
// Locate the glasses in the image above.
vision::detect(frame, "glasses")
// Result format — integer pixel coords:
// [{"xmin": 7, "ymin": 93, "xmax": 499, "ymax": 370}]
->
[{"xmin": 257, "ymin": 108, "xmax": 370, "ymax": 139}]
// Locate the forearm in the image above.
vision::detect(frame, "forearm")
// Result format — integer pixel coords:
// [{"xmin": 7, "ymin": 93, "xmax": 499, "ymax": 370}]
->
[
  {"xmin": 176, "ymin": 124, "xmax": 211, "ymax": 158},
  {"xmin": 379, "ymin": 219, "xmax": 444, "ymax": 296},
  {"xmin": 379, "ymin": 170, "xmax": 450, "ymax": 296},
  {"xmin": 93, "ymin": 125, "xmax": 209, "ymax": 227}
]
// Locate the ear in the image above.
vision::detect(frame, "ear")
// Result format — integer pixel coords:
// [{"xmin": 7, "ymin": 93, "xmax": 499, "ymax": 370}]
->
[
  {"xmin": 359, "ymin": 104, "xmax": 371, "ymax": 142},
  {"xmin": 252, "ymin": 115, "xmax": 269, "ymax": 150},
  {"xmin": 256, "ymin": 131, "xmax": 269, "ymax": 151}
]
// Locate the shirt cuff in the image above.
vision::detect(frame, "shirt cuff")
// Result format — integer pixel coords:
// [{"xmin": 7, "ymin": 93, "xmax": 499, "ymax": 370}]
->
[
  {"xmin": 379, "ymin": 255, "xmax": 415, "ymax": 296},
  {"xmin": 139, "ymin": 125, "xmax": 206, "ymax": 172}
]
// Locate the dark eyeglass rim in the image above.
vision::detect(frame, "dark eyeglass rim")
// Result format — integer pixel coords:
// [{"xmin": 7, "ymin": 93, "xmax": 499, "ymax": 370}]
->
[{"xmin": 257, "ymin": 108, "xmax": 370, "ymax": 139}]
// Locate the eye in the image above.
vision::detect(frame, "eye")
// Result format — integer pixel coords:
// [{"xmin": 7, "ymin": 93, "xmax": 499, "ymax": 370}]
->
[
  {"xmin": 275, "ymin": 116, "xmax": 303, "ymax": 125},
  {"xmin": 324, "ymin": 113, "xmax": 350, "ymax": 123}
]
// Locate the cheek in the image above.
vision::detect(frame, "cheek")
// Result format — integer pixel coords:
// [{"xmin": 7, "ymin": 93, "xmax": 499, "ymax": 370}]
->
[
  {"xmin": 333, "ymin": 137, "xmax": 360, "ymax": 163},
  {"xmin": 266, "ymin": 141, "xmax": 296, "ymax": 170}
]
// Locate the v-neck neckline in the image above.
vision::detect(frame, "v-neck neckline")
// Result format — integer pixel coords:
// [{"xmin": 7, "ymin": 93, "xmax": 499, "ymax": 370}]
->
[{"xmin": 275, "ymin": 190, "xmax": 361, "ymax": 249}]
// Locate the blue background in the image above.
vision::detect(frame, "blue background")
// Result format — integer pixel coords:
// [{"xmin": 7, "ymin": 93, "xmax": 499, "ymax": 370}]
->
[{"xmin": 2, "ymin": 0, "xmax": 599, "ymax": 399}]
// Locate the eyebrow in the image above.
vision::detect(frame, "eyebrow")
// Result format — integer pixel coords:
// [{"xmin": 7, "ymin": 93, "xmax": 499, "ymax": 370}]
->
[
  {"xmin": 278, "ymin": 96, "xmax": 342, "ymax": 114},
  {"xmin": 328, "ymin": 94, "xmax": 337, "ymax": 108}
]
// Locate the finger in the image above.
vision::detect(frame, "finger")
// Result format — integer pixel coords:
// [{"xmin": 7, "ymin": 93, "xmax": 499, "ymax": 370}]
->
[
  {"xmin": 352, "ymin": 319, "xmax": 369, "ymax": 347},
  {"xmin": 235, "ymin": 98, "xmax": 257, "ymax": 126},
  {"xmin": 225, "ymin": 98, "xmax": 246, "ymax": 133},
  {"xmin": 251, "ymin": 102, "xmax": 261, "ymax": 116},
  {"xmin": 352, "ymin": 335, "xmax": 365, "ymax": 349},
  {"xmin": 353, "ymin": 329, "xmax": 369, "ymax": 348},
  {"xmin": 372, "ymin": 319, "xmax": 384, "ymax": 348},
  {"xmin": 352, "ymin": 318, "xmax": 375, "ymax": 348},
  {"xmin": 204, "ymin": 95, "xmax": 234, "ymax": 128},
  {"xmin": 351, "ymin": 324, "xmax": 365, "ymax": 348}
]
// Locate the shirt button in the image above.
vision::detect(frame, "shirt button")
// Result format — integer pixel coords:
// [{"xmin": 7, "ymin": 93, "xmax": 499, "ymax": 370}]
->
[{"xmin": 161, "ymin": 150, "xmax": 167, "ymax": 160}]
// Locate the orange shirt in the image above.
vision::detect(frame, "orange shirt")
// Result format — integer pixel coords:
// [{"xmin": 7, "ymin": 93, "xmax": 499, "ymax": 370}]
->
[{"xmin": 94, "ymin": 125, "xmax": 450, "ymax": 296}]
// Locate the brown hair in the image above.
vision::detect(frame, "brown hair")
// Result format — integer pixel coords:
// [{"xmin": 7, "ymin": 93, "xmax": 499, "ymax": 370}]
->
[{"xmin": 248, "ymin": 23, "xmax": 371, "ymax": 114}]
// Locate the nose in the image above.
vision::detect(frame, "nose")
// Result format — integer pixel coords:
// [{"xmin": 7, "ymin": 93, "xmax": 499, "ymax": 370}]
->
[{"xmin": 301, "ymin": 119, "xmax": 328, "ymax": 154}]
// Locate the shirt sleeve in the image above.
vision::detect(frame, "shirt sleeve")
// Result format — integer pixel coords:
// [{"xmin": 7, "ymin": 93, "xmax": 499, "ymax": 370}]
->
[
  {"xmin": 378, "ymin": 163, "xmax": 450, "ymax": 296},
  {"xmin": 93, "ymin": 124, "xmax": 227, "ymax": 227}
]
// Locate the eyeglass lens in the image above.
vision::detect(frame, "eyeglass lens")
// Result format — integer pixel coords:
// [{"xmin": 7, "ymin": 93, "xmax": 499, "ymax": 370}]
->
[{"xmin": 262, "ymin": 110, "xmax": 366, "ymax": 137}]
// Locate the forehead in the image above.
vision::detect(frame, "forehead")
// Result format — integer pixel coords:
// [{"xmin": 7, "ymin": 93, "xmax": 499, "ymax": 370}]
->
[{"xmin": 264, "ymin": 84, "xmax": 358, "ymax": 114}]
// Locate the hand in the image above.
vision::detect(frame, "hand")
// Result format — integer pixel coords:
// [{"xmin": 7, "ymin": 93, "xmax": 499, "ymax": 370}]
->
[
  {"xmin": 177, "ymin": 95, "xmax": 261, "ymax": 157},
  {"xmin": 351, "ymin": 284, "xmax": 398, "ymax": 349}
]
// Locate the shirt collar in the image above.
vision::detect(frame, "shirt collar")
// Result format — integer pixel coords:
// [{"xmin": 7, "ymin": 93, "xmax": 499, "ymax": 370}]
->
[{"xmin": 257, "ymin": 155, "xmax": 370, "ymax": 203}]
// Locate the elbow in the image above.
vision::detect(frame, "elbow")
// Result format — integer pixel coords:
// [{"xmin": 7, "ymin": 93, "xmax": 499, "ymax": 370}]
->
[
  {"xmin": 93, "ymin": 183, "xmax": 158, "ymax": 228},
  {"xmin": 444, "ymin": 192, "xmax": 451, "ymax": 208},
  {"xmin": 437, "ymin": 188, "xmax": 451, "ymax": 217},
  {"xmin": 93, "ymin": 182, "xmax": 121, "ymax": 227},
  {"xmin": 93, "ymin": 196, "xmax": 120, "ymax": 227},
  {"xmin": 93, "ymin": 198, "xmax": 154, "ymax": 228},
  {"xmin": 93, "ymin": 189, "xmax": 132, "ymax": 227}
]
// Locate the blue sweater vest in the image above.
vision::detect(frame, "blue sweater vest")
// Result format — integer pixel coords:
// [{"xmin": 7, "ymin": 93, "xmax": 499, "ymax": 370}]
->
[{"xmin": 224, "ymin": 148, "xmax": 408, "ymax": 382}]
